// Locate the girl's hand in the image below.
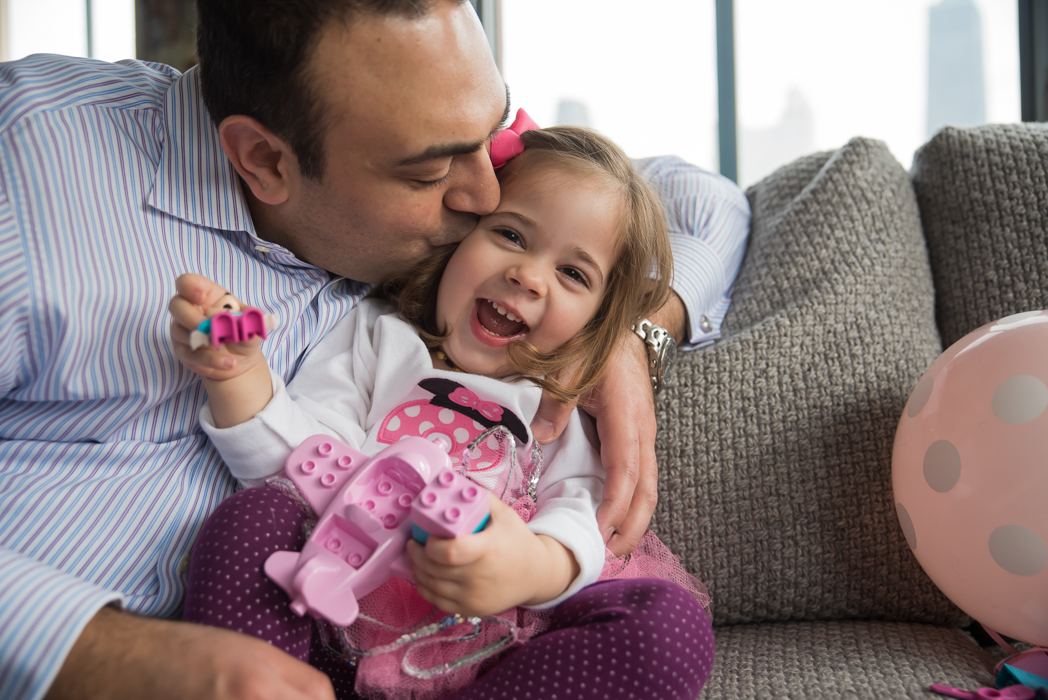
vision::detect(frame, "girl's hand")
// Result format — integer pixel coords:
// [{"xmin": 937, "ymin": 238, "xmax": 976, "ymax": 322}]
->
[
  {"xmin": 169, "ymin": 273, "xmax": 275, "ymax": 428},
  {"xmin": 407, "ymin": 497, "xmax": 580, "ymax": 617},
  {"xmin": 169, "ymin": 273, "xmax": 268, "ymax": 382}
]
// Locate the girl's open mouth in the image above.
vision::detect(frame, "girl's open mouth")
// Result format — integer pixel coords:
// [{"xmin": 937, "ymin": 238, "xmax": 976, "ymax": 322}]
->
[{"xmin": 473, "ymin": 299, "xmax": 529, "ymax": 344}]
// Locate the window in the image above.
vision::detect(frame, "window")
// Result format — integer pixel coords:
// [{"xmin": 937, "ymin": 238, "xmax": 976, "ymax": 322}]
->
[
  {"xmin": 500, "ymin": 0, "xmax": 721, "ymax": 173},
  {"xmin": 734, "ymin": 0, "xmax": 1020, "ymax": 186},
  {"xmin": 4, "ymin": 0, "xmax": 134, "ymax": 63}
]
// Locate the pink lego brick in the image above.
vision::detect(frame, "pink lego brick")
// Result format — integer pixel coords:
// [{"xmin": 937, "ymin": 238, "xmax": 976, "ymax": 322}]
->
[
  {"xmin": 285, "ymin": 435, "xmax": 368, "ymax": 515},
  {"xmin": 411, "ymin": 467, "xmax": 491, "ymax": 541},
  {"xmin": 267, "ymin": 435, "xmax": 489, "ymax": 627},
  {"xmin": 207, "ymin": 308, "xmax": 270, "ymax": 347}
]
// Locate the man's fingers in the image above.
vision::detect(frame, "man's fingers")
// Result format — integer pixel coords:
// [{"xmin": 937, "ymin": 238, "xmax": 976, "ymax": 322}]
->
[
  {"xmin": 268, "ymin": 645, "xmax": 336, "ymax": 700},
  {"xmin": 531, "ymin": 393, "xmax": 575, "ymax": 445},
  {"xmin": 604, "ymin": 445, "xmax": 659, "ymax": 557},
  {"xmin": 594, "ymin": 441, "xmax": 640, "ymax": 541},
  {"xmin": 584, "ymin": 333, "xmax": 659, "ymax": 556}
]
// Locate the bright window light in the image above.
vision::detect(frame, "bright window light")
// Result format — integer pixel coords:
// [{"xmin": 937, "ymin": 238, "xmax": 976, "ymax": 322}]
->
[
  {"xmin": 501, "ymin": 0, "xmax": 720, "ymax": 172},
  {"xmin": 735, "ymin": 0, "xmax": 1020, "ymax": 187},
  {"xmin": 7, "ymin": 0, "xmax": 133, "ymax": 62}
]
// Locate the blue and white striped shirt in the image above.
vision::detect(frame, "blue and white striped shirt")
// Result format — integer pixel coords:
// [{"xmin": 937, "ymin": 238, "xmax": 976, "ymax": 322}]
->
[{"xmin": 0, "ymin": 54, "xmax": 748, "ymax": 700}]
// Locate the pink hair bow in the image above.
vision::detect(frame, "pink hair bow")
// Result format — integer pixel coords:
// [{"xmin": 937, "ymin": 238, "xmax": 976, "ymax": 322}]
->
[
  {"xmin": 489, "ymin": 108, "xmax": 540, "ymax": 169},
  {"xmin": 449, "ymin": 387, "xmax": 504, "ymax": 421}
]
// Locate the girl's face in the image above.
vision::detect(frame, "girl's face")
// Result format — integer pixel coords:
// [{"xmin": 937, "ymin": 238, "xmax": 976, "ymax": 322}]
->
[{"xmin": 436, "ymin": 161, "xmax": 620, "ymax": 378}]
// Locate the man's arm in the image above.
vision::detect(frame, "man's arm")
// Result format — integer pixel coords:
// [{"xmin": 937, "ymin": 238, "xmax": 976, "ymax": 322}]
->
[
  {"xmin": 532, "ymin": 157, "xmax": 750, "ymax": 556},
  {"xmin": 46, "ymin": 606, "xmax": 334, "ymax": 700}
]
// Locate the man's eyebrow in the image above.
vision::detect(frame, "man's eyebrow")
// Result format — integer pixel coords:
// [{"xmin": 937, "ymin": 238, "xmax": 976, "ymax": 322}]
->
[
  {"xmin": 395, "ymin": 85, "xmax": 512, "ymax": 168},
  {"xmin": 395, "ymin": 141, "xmax": 487, "ymax": 167}
]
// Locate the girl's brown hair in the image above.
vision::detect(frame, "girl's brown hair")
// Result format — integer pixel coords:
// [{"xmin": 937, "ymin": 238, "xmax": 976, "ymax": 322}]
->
[{"xmin": 378, "ymin": 125, "xmax": 673, "ymax": 403}]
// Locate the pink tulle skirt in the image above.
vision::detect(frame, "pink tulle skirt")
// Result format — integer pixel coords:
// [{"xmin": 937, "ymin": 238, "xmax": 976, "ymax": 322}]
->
[{"xmin": 333, "ymin": 497, "xmax": 711, "ymax": 700}]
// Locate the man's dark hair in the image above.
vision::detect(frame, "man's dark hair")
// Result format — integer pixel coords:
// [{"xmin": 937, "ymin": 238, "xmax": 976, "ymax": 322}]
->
[{"xmin": 196, "ymin": 0, "xmax": 461, "ymax": 180}]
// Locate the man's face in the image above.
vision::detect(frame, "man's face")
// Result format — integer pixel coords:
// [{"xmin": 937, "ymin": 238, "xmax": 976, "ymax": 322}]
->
[{"xmin": 269, "ymin": 1, "xmax": 509, "ymax": 284}]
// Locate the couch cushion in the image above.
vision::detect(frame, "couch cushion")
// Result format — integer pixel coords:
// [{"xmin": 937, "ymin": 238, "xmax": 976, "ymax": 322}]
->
[
  {"xmin": 653, "ymin": 138, "xmax": 965, "ymax": 626},
  {"xmin": 912, "ymin": 123, "xmax": 1048, "ymax": 348},
  {"xmin": 702, "ymin": 620, "xmax": 994, "ymax": 699}
]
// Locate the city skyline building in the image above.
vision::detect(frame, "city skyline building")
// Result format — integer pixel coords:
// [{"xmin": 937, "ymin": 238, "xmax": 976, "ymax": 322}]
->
[{"xmin": 927, "ymin": 0, "xmax": 987, "ymax": 138}]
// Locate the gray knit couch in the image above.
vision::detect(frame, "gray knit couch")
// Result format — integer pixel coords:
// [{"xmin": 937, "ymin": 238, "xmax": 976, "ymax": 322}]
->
[{"xmin": 650, "ymin": 123, "xmax": 1048, "ymax": 698}]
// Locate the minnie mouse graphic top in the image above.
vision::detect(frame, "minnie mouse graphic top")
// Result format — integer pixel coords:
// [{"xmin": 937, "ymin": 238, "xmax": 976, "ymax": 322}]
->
[{"xmin": 199, "ymin": 298, "xmax": 607, "ymax": 607}]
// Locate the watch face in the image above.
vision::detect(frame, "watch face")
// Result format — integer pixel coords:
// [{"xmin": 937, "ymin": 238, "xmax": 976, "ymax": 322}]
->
[{"xmin": 655, "ymin": 337, "xmax": 676, "ymax": 386}]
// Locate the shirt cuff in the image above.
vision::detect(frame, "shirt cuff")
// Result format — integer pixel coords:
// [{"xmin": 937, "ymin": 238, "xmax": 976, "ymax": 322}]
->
[
  {"xmin": 199, "ymin": 369, "xmax": 312, "ymax": 482},
  {"xmin": 522, "ymin": 506, "xmax": 605, "ymax": 609},
  {"xmin": 0, "ymin": 548, "xmax": 123, "ymax": 700},
  {"xmin": 670, "ymin": 233, "xmax": 733, "ymax": 349}
]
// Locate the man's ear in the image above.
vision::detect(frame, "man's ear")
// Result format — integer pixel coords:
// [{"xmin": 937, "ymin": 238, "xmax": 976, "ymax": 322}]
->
[{"xmin": 218, "ymin": 115, "xmax": 297, "ymax": 206}]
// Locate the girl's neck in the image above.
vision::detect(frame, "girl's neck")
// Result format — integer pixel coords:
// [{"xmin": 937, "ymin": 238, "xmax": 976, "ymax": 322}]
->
[{"xmin": 431, "ymin": 348, "xmax": 464, "ymax": 373}]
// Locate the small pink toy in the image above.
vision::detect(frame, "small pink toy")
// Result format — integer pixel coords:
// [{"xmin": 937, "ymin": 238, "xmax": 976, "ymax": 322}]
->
[
  {"xmin": 264, "ymin": 435, "xmax": 491, "ymax": 627},
  {"xmin": 189, "ymin": 308, "xmax": 277, "ymax": 349},
  {"xmin": 187, "ymin": 291, "xmax": 278, "ymax": 350},
  {"xmin": 930, "ymin": 683, "xmax": 1037, "ymax": 699}
]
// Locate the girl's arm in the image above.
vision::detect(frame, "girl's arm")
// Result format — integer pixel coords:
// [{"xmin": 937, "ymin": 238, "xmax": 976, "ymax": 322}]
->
[
  {"xmin": 193, "ymin": 297, "xmax": 383, "ymax": 483},
  {"xmin": 169, "ymin": 273, "xmax": 274, "ymax": 428}
]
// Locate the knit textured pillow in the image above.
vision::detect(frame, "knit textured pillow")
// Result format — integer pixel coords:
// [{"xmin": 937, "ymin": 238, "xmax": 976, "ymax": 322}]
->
[
  {"xmin": 651, "ymin": 138, "xmax": 965, "ymax": 626},
  {"xmin": 912, "ymin": 123, "xmax": 1048, "ymax": 348}
]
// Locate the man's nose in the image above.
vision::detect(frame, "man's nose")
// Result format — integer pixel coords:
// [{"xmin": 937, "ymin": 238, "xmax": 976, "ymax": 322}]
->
[{"xmin": 443, "ymin": 149, "xmax": 500, "ymax": 216}]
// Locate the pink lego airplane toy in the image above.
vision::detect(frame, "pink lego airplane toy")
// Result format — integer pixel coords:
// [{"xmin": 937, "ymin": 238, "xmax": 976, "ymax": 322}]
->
[{"xmin": 264, "ymin": 435, "xmax": 491, "ymax": 627}]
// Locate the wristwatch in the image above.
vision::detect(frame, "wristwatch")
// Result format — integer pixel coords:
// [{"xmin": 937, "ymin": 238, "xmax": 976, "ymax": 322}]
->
[{"xmin": 631, "ymin": 319, "xmax": 677, "ymax": 394}]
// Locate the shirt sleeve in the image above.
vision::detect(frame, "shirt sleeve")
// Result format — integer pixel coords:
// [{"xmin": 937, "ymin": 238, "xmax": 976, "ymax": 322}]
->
[
  {"xmin": 0, "ymin": 547, "xmax": 124, "ymax": 700},
  {"xmin": 634, "ymin": 155, "xmax": 751, "ymax": 349},
  {"xmin": 200, "ymin": 302, "xmax": 381, "ymax": 483},
  {"xmin": 522, "ymin": 411, "xmax": 606, "ymax": 609}
]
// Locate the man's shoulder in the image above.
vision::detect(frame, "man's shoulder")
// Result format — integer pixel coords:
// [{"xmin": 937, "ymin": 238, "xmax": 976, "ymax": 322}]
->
[{"xmin": 0, "ymin": 54, "xmax": 180, "ymax": 134}]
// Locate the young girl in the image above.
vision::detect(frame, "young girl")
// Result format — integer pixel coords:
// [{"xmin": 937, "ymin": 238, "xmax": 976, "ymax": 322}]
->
[{"xmin": 172, "ymin": 123, "xmax": 714, "ymax": 700}]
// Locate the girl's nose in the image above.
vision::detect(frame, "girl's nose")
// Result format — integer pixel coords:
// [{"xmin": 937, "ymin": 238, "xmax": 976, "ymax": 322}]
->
[{"xmin": 507, "ymin": 263, "xmax": 547, "ymax": 297}]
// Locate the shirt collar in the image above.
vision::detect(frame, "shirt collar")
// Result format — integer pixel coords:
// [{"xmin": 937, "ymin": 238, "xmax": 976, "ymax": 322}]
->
[{"xmin": 147, "ymin": 66, "xmax": 258, "ymax": 237}]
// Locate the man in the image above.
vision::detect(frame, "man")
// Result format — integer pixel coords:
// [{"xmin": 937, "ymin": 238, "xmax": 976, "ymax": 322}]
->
[{"xmin": 0, "ymin": 1, "xmax": 748, "ymax": 698}]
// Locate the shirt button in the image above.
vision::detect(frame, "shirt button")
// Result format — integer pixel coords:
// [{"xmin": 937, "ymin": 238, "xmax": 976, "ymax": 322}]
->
[
  {"xmin": 178, "ymin": 554, "xmax": 191, "ymax": 573},
  {"xmin": 255, "ymin": 245, "xmax": 273, "ymax": 254},
  {"xmin": 700, "ymin": 315, "xmax": 712, "ymax": 332}
]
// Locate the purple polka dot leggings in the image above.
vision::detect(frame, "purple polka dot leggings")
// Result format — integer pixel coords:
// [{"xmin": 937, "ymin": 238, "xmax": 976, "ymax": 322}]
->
[{"xmin": 184, "ymin": 486, "xmax": 715, "ymax": 700}]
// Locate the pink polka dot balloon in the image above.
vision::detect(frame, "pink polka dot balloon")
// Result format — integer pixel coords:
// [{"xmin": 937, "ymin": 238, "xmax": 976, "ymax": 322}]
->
[{"xmin": 893, "ymin": 310, "xmax": 1048, "ymax": 645}]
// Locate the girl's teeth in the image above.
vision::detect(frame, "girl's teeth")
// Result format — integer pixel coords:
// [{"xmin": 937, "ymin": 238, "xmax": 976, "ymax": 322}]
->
[
  {"xmin": 488, "ymin": 299, "xmax": 524, "ymax": 324},
  {"xmin": 488, "ymin": 300, "xmax": 521, "ymax": 324}
]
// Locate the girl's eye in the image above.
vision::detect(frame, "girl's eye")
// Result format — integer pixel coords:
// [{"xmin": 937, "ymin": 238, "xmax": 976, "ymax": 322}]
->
[
  {"xmin": 559, "ymin": 266, "xmax": 590, "ymax": 288},
  {"xmin": 496, "ymin": 228, "xmax": 524, "ymax": 247}
]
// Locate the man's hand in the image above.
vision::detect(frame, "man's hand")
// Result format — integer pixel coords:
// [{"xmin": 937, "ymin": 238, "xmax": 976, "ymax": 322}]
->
[
  {"xmin": 45, "ymin": 606, "xmax": 334, "ymax": 700},
  {"xmin": 407, "ymin": 497, "xmax": 579, "ymax": 617},
  {"xmin": 531, "ymin": 291, "xmax": 687, "ymax": 557}
]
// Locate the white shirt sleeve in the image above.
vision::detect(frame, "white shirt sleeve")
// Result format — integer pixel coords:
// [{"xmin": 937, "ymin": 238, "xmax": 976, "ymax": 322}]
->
[
  {"xmin": 634, "ymin": 155, "xmax": 751, "ymax": 349},
  {"xmin": 522, "ymin": 411, "xmax": 606, "ymax": 609},
  {"xmin": 200, "ymin": 300, "xmax": 386, "ymax": 483}
]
